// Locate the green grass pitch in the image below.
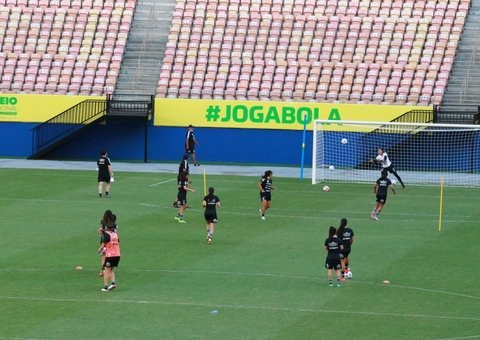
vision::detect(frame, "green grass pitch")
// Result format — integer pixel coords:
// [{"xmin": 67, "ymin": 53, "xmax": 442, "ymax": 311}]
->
[{"xmin": 0, "ymin": 168, "xmax": 479, "ymax": 340}]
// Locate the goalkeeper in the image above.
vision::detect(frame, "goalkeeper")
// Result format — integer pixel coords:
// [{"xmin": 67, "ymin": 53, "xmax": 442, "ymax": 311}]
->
[{"xmin": 372, "ymin": 148, "xmax": 406, "ymax": 190}]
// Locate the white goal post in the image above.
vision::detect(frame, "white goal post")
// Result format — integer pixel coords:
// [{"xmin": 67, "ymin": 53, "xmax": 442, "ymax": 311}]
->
[{"xmin": 312, "ymin": 120, "xmax": 480, "ymax": 187}]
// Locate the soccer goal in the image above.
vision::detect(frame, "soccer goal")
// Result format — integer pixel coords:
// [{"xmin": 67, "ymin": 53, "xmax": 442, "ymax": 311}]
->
[{"xmin": 312, "ymin": 120, "xmax": 480, "ymax": 186}]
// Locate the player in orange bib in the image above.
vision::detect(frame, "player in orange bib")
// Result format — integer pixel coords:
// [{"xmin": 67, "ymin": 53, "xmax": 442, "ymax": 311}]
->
[{"xmin": 98, "ymin": 221, "xmax": 120, "ymax": 291}]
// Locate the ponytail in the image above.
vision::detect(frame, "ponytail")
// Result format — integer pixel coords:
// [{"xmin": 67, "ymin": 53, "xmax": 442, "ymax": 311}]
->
[
  {"xmin": 179, "ymin": 171, "xmax": 187, "ymax": 181},
  {"xmin": 329, "ymin": 226, "xmax": 337, "ymax": 238},
  {"xmin": 207, "ymin": 187, "xmax": 215, "ymax": 200},
  {"xmin": 262, "ymin": 170, "xmax": 273, "ymax": 178},
  {"xmin": 102, "ymin": 210, "xmax": 112, "ymax": 226},
  {"xmin": 336, "ymin": 218, "xmax": 347, "ymax": 238}
]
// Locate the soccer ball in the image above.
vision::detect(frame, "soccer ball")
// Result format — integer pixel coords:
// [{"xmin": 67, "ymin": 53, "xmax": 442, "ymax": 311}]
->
[
  {"xmin": 347, "ymin": 271, "xmax": 353, "ymax": 279},
  {"xmin": 341, "ymin": 138, "xmax": 348, "ymax": 145},
  {"xmin": 391, "ymin": 179, "xmax": 397, "ymax": 185},
  {"xmin": 323, "ymin": 186, "xmax": 330, "ymax": 192},
  {"xmin": 328, "ymin": 165, "xmax": 334, "ymax": 171}
]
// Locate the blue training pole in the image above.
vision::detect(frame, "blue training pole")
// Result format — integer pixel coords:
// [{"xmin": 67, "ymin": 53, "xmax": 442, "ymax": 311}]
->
[{"xmin": 300, "ymin": 114, "xmax": 307, "ymax": 181}]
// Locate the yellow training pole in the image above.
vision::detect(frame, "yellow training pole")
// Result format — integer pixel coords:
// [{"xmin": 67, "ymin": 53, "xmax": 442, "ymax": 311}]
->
[
  {"xmin": 203, "ymin": 167, "xmax": 207, "ymax": 196},
  {"xmin": 438, "ymin": 176, "xmax": 444, "ymax": 232}
]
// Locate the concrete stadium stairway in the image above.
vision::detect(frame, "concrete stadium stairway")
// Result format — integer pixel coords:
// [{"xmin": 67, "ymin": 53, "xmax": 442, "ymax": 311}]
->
[
  {"xmin": 441, "ymin": 2, "xmax": 480, "ymax": 112},
  {"xmin": 114, "ymin": 0, "xmax": 176, "ymax": 98}
]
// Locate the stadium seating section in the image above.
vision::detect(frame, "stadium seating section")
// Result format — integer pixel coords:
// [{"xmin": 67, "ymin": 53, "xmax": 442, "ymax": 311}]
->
[
  {"xmin": 157, "ymin": 0, "xmax": 470, "ymax": 105},
  {"xmin": 0, "ymin": 0, "xmax": 136, "ymax": 95}
]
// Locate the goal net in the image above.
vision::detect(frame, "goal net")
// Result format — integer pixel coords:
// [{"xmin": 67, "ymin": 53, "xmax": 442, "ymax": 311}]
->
[{"xmin": 312, "ymin": 120, "xmax": 480, "ymax": 187}]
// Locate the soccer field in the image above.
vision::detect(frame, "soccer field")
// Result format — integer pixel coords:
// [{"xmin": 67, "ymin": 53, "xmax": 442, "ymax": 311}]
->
[{"xmin": 0, "ymin": 167, "xmax": 479, "ymax": 340}]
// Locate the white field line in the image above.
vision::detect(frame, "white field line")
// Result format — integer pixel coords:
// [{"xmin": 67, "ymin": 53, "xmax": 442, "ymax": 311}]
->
[
  {"xmin": 139, "ymin": 203, "xmax": 476, "ymax": 223},
  {"xmin": 148, "ymin": 178, "xmax": 176, "ymax": 187},
  {"xmin": 0, "ymin": 196, "xmax": 472, "ymax": 220},
  {"xmin": 0, "ymin": 338, "xmax": 51, "ymax": 340},
  {"xmin": 435, "ymin": 336, "xmax": 480, "ymax": 340},
  {"xmin": 0, "ymin": 295, "xmax": 478, "ymax": 322},
  {"xmin": 1, "ymin": 268, "xmax": 479, "ymax": 302}
]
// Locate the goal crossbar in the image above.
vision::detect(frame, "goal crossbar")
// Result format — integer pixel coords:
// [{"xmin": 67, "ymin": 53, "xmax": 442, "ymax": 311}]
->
[{"xmin": 314, "ymin": 120, "xmax": 480, "ymax": 129}]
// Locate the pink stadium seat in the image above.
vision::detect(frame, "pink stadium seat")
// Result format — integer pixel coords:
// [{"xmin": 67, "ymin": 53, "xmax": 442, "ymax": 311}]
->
[
  {"xmin": 153, "ymin": 0, "xmax": 468, "ymax": 105},
  {"xmin": 0, "ymin": 0, "xmax": 136, "ymax": 95}
]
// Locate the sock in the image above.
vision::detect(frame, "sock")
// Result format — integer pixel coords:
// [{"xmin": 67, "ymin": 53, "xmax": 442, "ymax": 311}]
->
[
  {"xmin": 106, "ymin": 191, "xmax": 109, "ymax": 194},
  {"xmin": 104, "ymin": 284, "xmax": 109, "ymax": 289},
  {"xmin": 179, "ymin": 214, "xmax": 184, "ymax": 219},
  {"xmin": 262, "ymin": 213, "xmax": 265, "ymax": 217},
  {"xmin": 345, "ymin": 263, "xmax": 349, "ymax": 269},
  {"xmin": 328, "ymin": 278, "xmax": 333, "ymax": 284},
  {"xmin": 337, "ymin": 278, "xmax": 341, "ymax": 284},
  {"xmin": 111, "ymin": 281, "xmax": 115, "ymax": 285},
  {"xmin": 341, "ymin": 271, "xmax": 345, "ymax": 276}
]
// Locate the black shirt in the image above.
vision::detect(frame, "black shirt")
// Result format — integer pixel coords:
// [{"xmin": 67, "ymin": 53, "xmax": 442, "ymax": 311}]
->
[
  {"xmin": 178, "ymin": 180, "xmax": 189, "ymax": 196},
  {"xmin": 260, "ymin": 177, "xmax": 273, "ymax": 193},
  {"xmin": 97, "ymin": 156, "xmax": 111, "ymax": 177},
  {"xmin": 178, "ymin": 159, "xmax": 189, "ymax": 175},
  {"xmin": 376, "ymin": 177, "xmax": 392, "ymax": 196},
  {"xmin": 339, "ymin": 227, "xmax": 354, "ymax": 251},
  {"xmin": 186, "ymin": 130, "xmax": 196, "ymax": 148},
  {"xmin": 324, "ymin": 236, "xmax": 343, "ymax": 260},
  {"xmin": 204, "ymin": 195, "xmax": 220, "ymax": 213}
]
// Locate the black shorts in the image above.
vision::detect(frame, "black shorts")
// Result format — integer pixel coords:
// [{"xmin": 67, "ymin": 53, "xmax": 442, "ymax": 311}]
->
[
  {"xmin": 325, "ymin": 258, "xmax": 341, "ymax": 270},
  {"xmin": 204, "ymin": 212, "xmax": 218, "ymax": 223},
  {"xmin": 98, "ymin": 175, "xmax": 111, "ymax": 183},
  {"xmin": 260, "ymin": 192, "xmax": 272, "ymax": 202},
  {"xmin": 385, "ymin": 165, "xmax": 396, "ymax": 173},
  {"xmin": 177, "ymin": 193, "xmax": 187, "ymax": 205},
  {"xmin": 376, "ymin": 195, "xmax": 387, "ymax": 204},
  {"xmin": 340, "ymin": 250, "xmax": 350, "ymax": 259},
  {"xmin": 104, "ymin": 256, "xmax": 120, "ymax": 268},
  {"xmin": 186, "ymin": 148, "xmax": 195, "ymax": 154}
]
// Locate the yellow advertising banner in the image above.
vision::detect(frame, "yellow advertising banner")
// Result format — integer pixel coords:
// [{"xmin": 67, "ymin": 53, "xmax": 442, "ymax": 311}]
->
[
  {"xmin": 0, "ymin": 94, "xmax": 104, "ymax": 123},
  {"xmin": 154, "ymin": 99, "xmax": 432, "ymax": 131}
]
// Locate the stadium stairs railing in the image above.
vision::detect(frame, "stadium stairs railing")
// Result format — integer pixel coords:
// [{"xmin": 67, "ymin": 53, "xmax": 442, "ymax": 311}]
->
[
  {"xmin": 435, "ymin": 104, "xmax": 480, "ymax": 124},
  {"xmin": 29, "ymin": 99, "xmax": 107, "ymax": 159}
]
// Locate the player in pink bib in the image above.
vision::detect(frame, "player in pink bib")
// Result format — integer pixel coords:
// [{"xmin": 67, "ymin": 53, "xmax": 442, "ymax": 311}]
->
[{"xmin": 98, "ymin": 221, "xmax": 120, "ymax": 291}]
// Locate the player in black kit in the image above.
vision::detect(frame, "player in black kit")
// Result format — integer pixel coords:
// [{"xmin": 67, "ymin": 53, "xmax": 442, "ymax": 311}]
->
[
  {"xmin": 185, "ymin": 124, "xmax": 200, "ymax": 166},
  {"xmin": 372, "ymin": 170, "xmax": 396, "ymax": 220},
  {"xmin": 173, "ymin": 154, "xmax": 190, "ymax": 208},
  {"xmin": 258, "ymin": 170, "xmax": 277, "ymax": 220},
  {"xmin": 175, "ymin": 171, "xmax": 196, "ymax": 223},
  {"xmin": 203, "ymin": 187, "xmax": 220, "ymax": 244},
  {"xmin": 97, "ymin": 150, "xmax": 114, "ymax": 198},
  {"xmin": 336, "ymin": 218, "xmax": 354, "ymax": 281},
  {"xmin": 324, "ymin": 226, "xmax": 344, "ymax": 287}
]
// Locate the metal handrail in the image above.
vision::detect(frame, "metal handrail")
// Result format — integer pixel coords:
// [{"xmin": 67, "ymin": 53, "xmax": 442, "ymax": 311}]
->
[{"xmin": 31, "ymin": 99, "xmax": 106, "ymax": 154}]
